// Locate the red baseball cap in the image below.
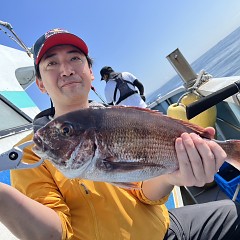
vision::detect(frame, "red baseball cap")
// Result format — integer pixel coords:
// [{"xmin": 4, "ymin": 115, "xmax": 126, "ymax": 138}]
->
[{"xmin": 33, "ymin": 28, "xmax": 88, "ymax": 66}]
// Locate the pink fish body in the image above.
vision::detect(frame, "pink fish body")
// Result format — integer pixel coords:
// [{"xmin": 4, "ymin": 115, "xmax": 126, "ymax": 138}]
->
[{"xmin": 33, "ymin": 107, "xmax": 240, "ymax": 185}]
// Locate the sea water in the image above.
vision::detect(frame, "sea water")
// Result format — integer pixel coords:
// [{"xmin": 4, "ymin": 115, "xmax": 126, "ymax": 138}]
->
[{"xmin": 148, "ymin": 25, "xmax": 240, "ymax": 103}]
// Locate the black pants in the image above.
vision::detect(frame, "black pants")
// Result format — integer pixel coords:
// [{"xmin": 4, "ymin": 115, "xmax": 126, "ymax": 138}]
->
[{"xmin": 163, "ymin": 200, "xmax": 240, "ymax": 240}]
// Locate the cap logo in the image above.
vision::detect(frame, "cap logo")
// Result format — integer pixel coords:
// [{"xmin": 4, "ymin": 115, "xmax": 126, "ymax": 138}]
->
[
  {"xmin": 45, "ymin": 28, "xmax": 68, "ymax": 39},
  {"xmin": 34, "ymin": 28, "xmax": 88, "ymax": 65}
]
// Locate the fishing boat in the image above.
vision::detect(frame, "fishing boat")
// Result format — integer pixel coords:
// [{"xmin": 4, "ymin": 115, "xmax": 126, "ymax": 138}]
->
[
  {"xmin": 0, "ymin": 21, "xmax": 239, "ymax": 239},
  {"xmin": 0, "ymin": 31, "xmax": 39, "ymax": 239},
  {"xmin": 148, "ymin": 48, "xmax": 240, "ymax": 206}
]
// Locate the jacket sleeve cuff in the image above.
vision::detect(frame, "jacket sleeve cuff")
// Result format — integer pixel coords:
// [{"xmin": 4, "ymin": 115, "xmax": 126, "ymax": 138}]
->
[{"xmin": 131, "ymin": 182, "xmax": 170, "ymax": 205}]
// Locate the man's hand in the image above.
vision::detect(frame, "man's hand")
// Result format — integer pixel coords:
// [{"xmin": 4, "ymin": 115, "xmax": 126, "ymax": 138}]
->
[
  {"xmin": 140, "ymin": 95, "xmax": 146, "ymax": 101},
  {"xmin": 142, "ymin": 127, "xmax": 227, "ymax": 201},
  {"xmin": 166, "ymin": 127, "xmax": 227, "ymax": 187}
]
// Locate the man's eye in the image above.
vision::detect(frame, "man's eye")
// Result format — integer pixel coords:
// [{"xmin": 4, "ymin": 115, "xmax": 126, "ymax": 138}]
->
[
  {"xmin": 71, "ymin": 56, "xmax": 83, "ymax": 62},
  {"xmin": 47, "ymin": 61, "xmax": 57, "ymax": 66}
]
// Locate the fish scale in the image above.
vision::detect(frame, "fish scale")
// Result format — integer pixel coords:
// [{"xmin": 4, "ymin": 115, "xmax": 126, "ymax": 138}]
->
[{"xmin": 100, "ymin": 114, "xmax": 177, "ymax": 165}]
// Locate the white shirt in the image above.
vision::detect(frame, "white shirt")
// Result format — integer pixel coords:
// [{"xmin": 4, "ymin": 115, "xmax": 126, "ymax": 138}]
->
[{"xmin": 104, "ymin": 72, "xmax": 147, "ymax": 108}]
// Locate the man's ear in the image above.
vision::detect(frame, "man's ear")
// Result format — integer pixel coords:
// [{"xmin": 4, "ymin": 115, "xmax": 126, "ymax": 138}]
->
[
  {"xmin": 90, "ymin": 68, "xmax": 94, "ymax": 82},
  {"xmin": 36, "ymin": 78, "xmax": 47, "ymax": 93}
]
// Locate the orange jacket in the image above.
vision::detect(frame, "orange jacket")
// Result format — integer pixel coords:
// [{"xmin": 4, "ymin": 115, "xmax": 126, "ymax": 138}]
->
[{"xmin": 11, "ymin": 133, "xmax": 170, "ymax": 240}]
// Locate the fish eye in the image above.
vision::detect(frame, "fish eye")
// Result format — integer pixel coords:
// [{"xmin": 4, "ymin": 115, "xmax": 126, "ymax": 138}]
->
[{"xmin": 59, "ymin": 123, "xmax": 74, "ymax": 137}]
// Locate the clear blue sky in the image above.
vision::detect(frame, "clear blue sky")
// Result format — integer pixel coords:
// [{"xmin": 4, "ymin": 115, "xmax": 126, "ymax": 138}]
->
[{"xmin": 1, "ymin": 0, "xmax": 240, "ymax": 110}]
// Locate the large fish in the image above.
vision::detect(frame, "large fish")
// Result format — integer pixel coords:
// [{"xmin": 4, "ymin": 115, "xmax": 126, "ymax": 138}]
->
[{"xmin": 33, "ymin": 106, "xmax": 240, "ymax": 187}]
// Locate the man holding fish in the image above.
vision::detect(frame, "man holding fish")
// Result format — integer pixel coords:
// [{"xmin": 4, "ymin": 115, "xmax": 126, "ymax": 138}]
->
[{"xmin": 0, "ymin": 29, "xmax": 239, "ymax": 240}]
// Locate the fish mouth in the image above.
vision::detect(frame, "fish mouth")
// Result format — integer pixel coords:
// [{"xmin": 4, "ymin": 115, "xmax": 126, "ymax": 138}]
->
[
  {"xmin": 32, "ymin": 134, "xmax": 58, "ymax": 162},
  {"xmin": 32, "ymin": 134, "xmax": 72, "ymax": 167},
  {"xmin": 33, "ymin": 134, "xmax": 51, "ymax": 153}
]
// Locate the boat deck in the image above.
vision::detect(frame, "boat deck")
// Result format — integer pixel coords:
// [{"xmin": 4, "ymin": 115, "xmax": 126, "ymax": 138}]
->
[{"xmin": 182, "ymin": 184, "xmax": 229, "ymax": 205}]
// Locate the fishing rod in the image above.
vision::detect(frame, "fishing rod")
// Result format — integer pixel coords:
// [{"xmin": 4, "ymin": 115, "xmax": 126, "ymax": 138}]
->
[
  {"xmin": 91, "ymin": 86, "xmax": 108, "ymax": 105},
  {"xmin": 186, "ymin": 80, "xmax": 240, "ymax": 119},
  {"xmin": 91, "ymin": 85, "xmax": 150, "ymax": 107},
  {"xmin": 0, "ymin": 20, "xmax": 32, "ymax": 57}
]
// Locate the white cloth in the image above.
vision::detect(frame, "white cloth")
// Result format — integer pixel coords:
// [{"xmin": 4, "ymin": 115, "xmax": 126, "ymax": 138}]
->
[{"xmin": 104, "ymin": 72, "xmax": 147, "ymax": 108}]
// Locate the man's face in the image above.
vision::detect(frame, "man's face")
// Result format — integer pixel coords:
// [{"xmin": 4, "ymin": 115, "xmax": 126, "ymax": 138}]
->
[
  {"xmin": 102, "ymin": 74, "xmax": 108, "ymax": 81},
  {"xmin": 36, "ymin": 45, "xmax": 94, "ymax": 107}
]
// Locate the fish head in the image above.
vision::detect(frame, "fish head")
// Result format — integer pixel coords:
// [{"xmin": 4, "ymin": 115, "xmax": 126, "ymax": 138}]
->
[{"xmin": 32, "ymin": 114, "xmax": 97, "ymax": 176}]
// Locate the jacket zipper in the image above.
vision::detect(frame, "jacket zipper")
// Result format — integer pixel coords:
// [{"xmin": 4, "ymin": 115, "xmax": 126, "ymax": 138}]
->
[{"xmin": 79, "ymin": 182, "xmax": 100, "ymax": 239}]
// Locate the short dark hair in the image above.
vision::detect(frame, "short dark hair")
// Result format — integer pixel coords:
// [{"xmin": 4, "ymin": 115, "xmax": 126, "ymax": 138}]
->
[
  {"xmin": 35, "ymin": 54, "xmax": 93, "ymax": 79},
  {"xmin": 100, "ymin": 66, "xmax": 114, "ymax": 80}
]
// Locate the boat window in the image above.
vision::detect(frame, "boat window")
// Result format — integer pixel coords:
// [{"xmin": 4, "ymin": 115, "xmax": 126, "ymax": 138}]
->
[
  {"xmin": 0, "ymin": 94, "xmax": 32, "ymax": 138},
  {"xmin": 152, "ymin": 91, "xmax": 186, "ymax": 113},
  {"xmin": 151, "ymin": 101, "xmax": 169, "ymax": 113},
  {"xmin": 169, "ymin": 92, "xmax": 185, "ymax": 105},
  {"xmin": 216, "ymin": 101, "xmax": 240, "ymax": 140},
  {"xmin": 228, "ymin": 102, "xmax": 240, "ymax": 123}
]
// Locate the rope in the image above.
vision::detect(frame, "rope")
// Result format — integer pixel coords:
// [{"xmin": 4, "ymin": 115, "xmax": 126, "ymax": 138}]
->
[{"xmin": 176, "ymin": 70, "xmax": 213, "ymax": 105}]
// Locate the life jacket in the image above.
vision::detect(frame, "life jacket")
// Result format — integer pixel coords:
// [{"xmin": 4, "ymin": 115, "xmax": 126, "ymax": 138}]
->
[{"xmin": 112, "ymin": 73, "xmax": 138, "ymax": 105}]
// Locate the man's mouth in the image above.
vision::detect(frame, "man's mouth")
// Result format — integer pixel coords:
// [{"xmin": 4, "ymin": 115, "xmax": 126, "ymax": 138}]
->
[{"xmin": 62, "ymin": 81, "xmax": 82, "ymax": 88}]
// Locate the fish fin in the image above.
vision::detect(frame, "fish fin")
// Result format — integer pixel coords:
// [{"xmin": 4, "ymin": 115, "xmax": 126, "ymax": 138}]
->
[
  {"xmin": 110, "ymin": 106, "xmax": 163, "ymax": 114},
  {"xmin": 110, "ymin": 106, "xmax": 212, "ymax": 139},
  {"xmin": 222, "ymin": 140, "xmax": 240, "ymax": 171},
  {"xmin": 110, "ymin": 182, "xmax": 141, "ymax": 189},
  {"xmin": 102, "ymin": 159, "xmax": 161, "ymax": 171},
  {"xmin": 226, "ymin": 159, "xmax": 240, "ymax": 171},
  {"xmin": 167, "ymin": 116, "xmax": 213, "ymax": 139}
]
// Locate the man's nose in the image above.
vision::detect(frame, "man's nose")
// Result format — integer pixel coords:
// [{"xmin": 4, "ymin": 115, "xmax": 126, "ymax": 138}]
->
[{"xmin": 60, "ymin": 62, "xmax": 75, "ymax": 77}]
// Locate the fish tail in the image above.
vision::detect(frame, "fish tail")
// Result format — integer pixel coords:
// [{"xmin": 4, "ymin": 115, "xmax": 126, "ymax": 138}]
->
[{"xmin": 221, "ymin": 140, "xmax": 240, "ymax": 171}]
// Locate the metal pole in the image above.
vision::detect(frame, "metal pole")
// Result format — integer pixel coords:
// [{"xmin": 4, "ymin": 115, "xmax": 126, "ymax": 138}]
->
[
  {"xmin": 232, "ymin": 183, "xmax": 240, "ymax": 201},
  {"xmin": 91, "ymin": 86, "xmax": 108, "ymax": 105},
  {"xmin": 0, "ymin": 20, "xmax": 32, "ymax": 57}
]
